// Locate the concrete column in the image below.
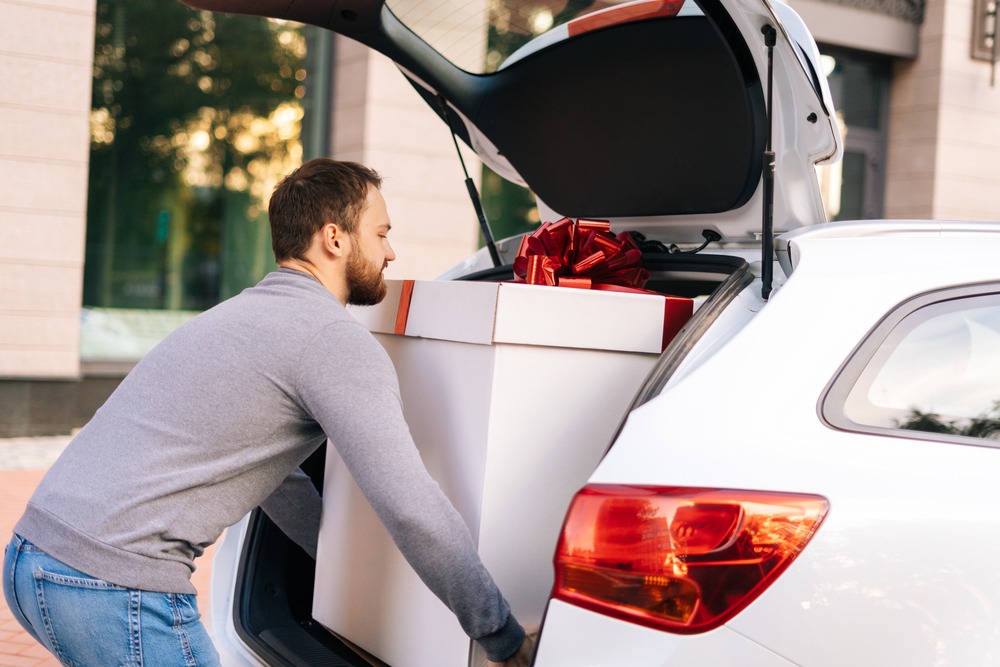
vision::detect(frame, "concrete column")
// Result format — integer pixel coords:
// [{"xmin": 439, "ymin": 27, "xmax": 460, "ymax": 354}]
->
[
  {"xmin": 0, "ymin": 0, "xmax": 96, "ymax": 378},
  {"xmin": 886, "ymin": 0, "xmax": 1000, "ymax": 219}
]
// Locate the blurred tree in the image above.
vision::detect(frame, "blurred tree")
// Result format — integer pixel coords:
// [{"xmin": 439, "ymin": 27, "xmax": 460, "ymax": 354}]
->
[
  {"xmin": 480, "ymin": 165, "xmax": 539, "ymax": 244},
  {"xmin": 86, "ymin": 0, "xmax": 305, "ymax": 310},
  {"xmin": 895, "ymin": 401, "xmax": 1000, "ymax": 440},
  {"xmin": 478, "ymin": 2, "xmax": 542, "ymax": 245}
]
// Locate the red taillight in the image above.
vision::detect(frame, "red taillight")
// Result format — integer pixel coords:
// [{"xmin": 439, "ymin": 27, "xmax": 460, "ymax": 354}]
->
[{"xmin": 553, "ymin": 485, "xmax": 829, "ymax": 633}]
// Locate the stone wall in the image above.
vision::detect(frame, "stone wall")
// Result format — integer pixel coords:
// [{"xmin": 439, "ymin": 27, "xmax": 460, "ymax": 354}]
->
[
  {"xmin": 886, "ymin": 0, "xmax": 1000, "ymax": 220},
  {"xmin": 0, "ymin": 0, "xmax": 96, "ymax": 380}
]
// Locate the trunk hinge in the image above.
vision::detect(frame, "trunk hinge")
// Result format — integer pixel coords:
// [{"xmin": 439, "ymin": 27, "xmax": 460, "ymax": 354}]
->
[
  {"xmin": 761, "ymin": 24, "xmax": 776, "ymax": 300},
  {"xmin": 437, "ymin": 94, "xmax": 502, "ymax": 267}
]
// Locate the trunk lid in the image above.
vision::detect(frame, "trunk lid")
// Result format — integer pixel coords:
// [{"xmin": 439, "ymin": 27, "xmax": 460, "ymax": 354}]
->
[{"xmin": 181, "ymin": 0, "xmax": 841, "ymax": 243}]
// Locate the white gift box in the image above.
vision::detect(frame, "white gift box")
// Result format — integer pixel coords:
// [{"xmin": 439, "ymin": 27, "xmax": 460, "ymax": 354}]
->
[{"xmin": 312, "ymin": 279, "xmax": 692, "ymax": 666}]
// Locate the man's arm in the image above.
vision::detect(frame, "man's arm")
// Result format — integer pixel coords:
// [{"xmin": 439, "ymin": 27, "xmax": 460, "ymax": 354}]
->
[
  {"xmin": 259, "ymin": 466, "xmax": 322, "ymax": 559},
  {"xmin": 296, "ymin": 321, "xmax": 526, "ymax": 662}
]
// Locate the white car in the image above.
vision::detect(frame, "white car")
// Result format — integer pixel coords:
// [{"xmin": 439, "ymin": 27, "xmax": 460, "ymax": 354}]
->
[{"xmin": 182, "ymin": 0, "xmax": 1000, "ymax": 665}]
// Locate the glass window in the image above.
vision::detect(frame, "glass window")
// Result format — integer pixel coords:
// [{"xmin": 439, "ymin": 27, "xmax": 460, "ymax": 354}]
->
[
  {"xmin": 384, "ymin": 0, "xmax": 691, "ymax": 74},
  {"xmin": 815, "ymin": 47, "xmax": 890, "ymax": 221},
  {"xmin": 827, "ymin": 53, "xmax": 886, "ymax": 131},
  {"xmin": 85, "ymin": 1, "xmax": 307, "ymax": 313},
  {"xmin": 827, "ymin": 290, "xmax": 1000, "ymax": 443},
  {"xmin": 481, "ymin": 166, "xmax": 539, "ymax": 243},
  {"xmin": 81, "ymin": 2, "xmax": 322, "ymax": 361}
]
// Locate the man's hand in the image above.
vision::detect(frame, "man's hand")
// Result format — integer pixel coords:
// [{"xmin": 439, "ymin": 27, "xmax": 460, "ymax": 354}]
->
[{"xmin": 487, "ymin": 633, "xmax": 536, "ymax": 667}]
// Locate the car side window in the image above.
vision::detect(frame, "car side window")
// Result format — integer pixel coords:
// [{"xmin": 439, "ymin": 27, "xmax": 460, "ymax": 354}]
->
[{"xmin": 824, "ymin": 287, "xmax": 1000, "ymax": 444}]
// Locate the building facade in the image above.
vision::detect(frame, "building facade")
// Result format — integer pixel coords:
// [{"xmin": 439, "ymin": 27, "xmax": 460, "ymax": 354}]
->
[{"xmin": 1, "ymin": 0, "xmax": 997, "ymax": 435}]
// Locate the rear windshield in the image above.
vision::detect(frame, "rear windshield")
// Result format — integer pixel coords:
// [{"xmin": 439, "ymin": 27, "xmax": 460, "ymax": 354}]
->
[{"xmin": 384, "ymin": 0, "xmax": 692, "ymax": 73}]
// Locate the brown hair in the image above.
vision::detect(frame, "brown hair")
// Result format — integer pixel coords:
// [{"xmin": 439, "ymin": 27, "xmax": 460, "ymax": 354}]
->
[{"xmin": 268, "ymin": 158, "xmax": 383, "ymax": 262}]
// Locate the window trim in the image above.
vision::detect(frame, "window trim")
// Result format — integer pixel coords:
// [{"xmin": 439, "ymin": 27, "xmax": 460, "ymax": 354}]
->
[{"xmin": 820, "ymin": 281, "xmax": 1000, "ymax": 449}]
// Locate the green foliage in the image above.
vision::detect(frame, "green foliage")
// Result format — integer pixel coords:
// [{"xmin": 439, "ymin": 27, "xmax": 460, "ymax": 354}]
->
[
  {"xmin": 480, "ymin": 165, "xmax": 539, "ymax": 244},
  {"xmin": 91, "ymin": 0, "xmax": 303, "ymax": 156},
  {"xmin": 85, "ymin": 0, "xmax": 304, "ymax": 310},
  {"xmin": 895, "ymin": 401, "xmax": 1000, "ymax": 440}
]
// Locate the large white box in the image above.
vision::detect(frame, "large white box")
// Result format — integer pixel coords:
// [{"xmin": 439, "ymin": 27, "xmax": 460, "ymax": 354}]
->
[{"xmin": 313, "ymin": 279, "xmax": 692, "ymax": 666}]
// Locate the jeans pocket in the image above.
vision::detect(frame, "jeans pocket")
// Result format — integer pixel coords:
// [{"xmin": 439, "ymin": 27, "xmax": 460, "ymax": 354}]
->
[
  {"xmin": 33, "ymin": 567, "xmax": 141, "ymax": 666},
  {"xmin": 33, "ymin": 571, "xmax": 221, "ymax": 667},
  {"xmin": 168, "ymin": 593, "xmax": 216, "ymax": 666},
  {"xmin": 173, "ymin": 592, "xmax": 203, "ymax": 624}
]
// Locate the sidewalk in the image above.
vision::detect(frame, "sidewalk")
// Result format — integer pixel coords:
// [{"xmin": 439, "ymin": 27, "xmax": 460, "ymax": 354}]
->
[{"xmin": 0, "ymin": 436, "xmax": 216, "ymax": 666}]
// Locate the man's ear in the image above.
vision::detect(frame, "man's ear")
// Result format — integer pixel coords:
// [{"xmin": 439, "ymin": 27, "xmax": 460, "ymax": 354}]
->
[{"xmin": 321, "ymin": 222, "xmax": 348, "ymax": 258}]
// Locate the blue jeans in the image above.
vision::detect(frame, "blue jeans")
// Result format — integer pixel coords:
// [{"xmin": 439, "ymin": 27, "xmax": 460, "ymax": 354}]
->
[{"xmin": 3, "ymin": 533, "xmax": 220, "ymax": 666}]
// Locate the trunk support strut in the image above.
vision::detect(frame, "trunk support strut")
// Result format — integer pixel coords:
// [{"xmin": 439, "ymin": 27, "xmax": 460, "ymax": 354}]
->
[
  {"xmin": 437, "ymin": 94, "xmax": 502, "ymax": 268},
  {"xmin": 761, "ymin": 24, "xmax": 776, "ymax": 300}
]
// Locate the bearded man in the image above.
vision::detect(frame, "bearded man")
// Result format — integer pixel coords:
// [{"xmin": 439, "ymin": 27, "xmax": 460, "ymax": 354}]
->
[{"xmin": 3, "ymin": 159, "xmax": 532, "ymax": 666}]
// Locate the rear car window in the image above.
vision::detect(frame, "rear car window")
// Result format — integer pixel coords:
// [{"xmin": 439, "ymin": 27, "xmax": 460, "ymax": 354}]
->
[
  {"xmin": 824, "ymin": 286, "xmax": 1000, "ymax": 444},
  {"xmin": 384, "ymin": 0, "xmax": 692, "ymax": 73}
]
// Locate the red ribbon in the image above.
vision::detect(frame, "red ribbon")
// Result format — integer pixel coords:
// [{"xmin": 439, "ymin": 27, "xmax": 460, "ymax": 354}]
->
[{"xmin": 512, "ymin": 218, "xmax": 650, "ymax": 290}]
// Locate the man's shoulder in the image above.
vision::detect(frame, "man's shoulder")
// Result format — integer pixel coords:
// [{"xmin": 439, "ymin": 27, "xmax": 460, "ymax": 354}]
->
[
  {"xmin": 236, "ymin": 271, "xmax": 349, "ymax": 317},
  {"xmin": 176, "ymin": 271, "xmax": 358, "ymax": 350}
]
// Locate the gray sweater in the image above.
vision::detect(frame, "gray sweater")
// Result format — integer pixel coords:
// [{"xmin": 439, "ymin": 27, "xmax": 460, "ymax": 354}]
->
[{"xmin": 15, "ymin": 268, "xmax": 523, "ymax": 661}]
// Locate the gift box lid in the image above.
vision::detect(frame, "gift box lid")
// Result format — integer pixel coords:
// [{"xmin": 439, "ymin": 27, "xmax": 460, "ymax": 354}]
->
[
  {"xmin": 179, "ymin": 0, "xmax": 841, "ymax": 245},
  {"xmin": 350, "ymin": 279, "xmax": 693, "ymax": 354}
]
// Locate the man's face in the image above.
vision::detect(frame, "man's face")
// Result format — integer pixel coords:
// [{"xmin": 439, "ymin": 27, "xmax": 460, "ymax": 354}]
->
[{"xmin": 345, "ymin": 187, "xmax": 395, "ymax": 306}]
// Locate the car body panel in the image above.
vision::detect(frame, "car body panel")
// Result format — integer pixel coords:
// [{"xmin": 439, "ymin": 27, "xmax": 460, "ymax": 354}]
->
[
  {"xmin": 535, "ymin": 600, "xmax": 796, "ymax": 666},
  {"xmin": 570, "ymin": 222, "xmax": 1000, "ymax": 665},
  {"xmin": 208, "ymin": 517, "xmax": 266, "ymax": 667}
]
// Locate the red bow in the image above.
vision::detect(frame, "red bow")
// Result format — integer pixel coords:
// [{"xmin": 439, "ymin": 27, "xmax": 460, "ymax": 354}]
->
[{"xmin": 512, "ymin": 218, "xmax": 649, "ymax": 290}]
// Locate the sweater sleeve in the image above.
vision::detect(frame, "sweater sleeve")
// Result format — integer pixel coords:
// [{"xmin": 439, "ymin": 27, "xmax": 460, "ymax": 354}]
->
[
  {"xmin": 259, "ymin": 467, "xmax": 322, "ymax": 559},
  {"xmin": 294, "ymin": 321, "xmax": 524, "ymax": 662}
]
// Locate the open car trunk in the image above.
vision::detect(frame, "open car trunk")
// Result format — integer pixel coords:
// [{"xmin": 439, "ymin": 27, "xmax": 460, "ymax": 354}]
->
[
  {"xmin": 178, "ymin": 0, "xmax": 841, "ymax": 661},
  {"xmin": 231, "ymin": 251, "xmax": 755, "ymax": 667}
]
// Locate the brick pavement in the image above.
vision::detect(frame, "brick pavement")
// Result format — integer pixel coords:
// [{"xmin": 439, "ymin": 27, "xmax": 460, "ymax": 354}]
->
[{"xmin": 0, "ymin": 438, "xmax": 216, "ymax": 666}]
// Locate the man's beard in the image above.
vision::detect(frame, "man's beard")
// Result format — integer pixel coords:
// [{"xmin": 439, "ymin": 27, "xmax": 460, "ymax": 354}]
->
[{"xmin": 345, "ymin": 244, "xmax": 388, "ymax": 306}]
